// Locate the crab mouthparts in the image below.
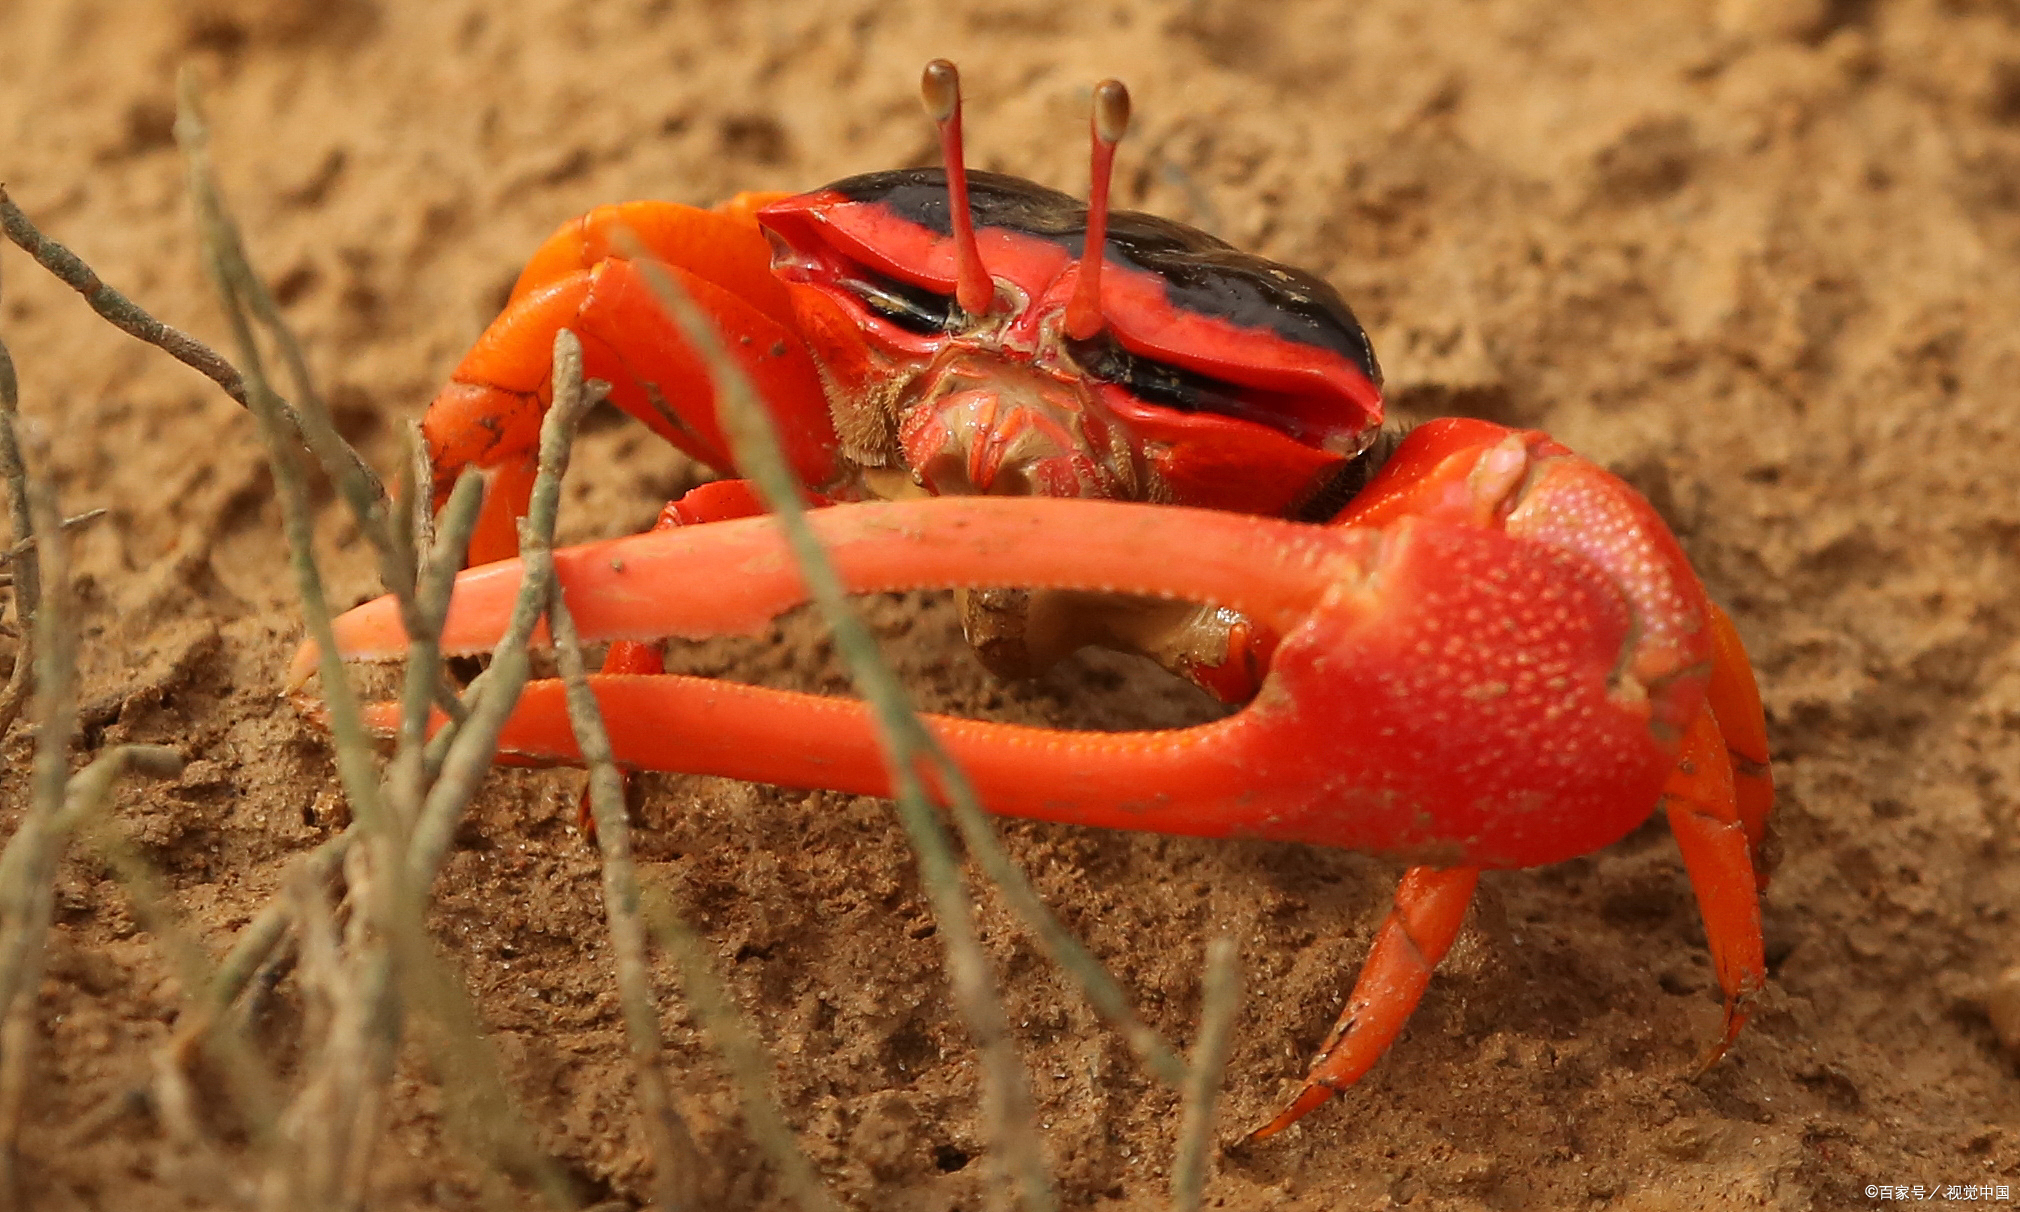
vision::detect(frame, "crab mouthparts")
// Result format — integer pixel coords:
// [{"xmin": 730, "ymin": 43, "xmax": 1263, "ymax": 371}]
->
[{"xmin": 891, "ymin": 358, "xmax": 1131, "ymax": 502}]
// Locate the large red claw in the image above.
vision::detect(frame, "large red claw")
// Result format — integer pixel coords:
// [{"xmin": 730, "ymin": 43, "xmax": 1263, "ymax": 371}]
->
[
  {"xmin": 301, "ymin": 419, "xmax": 1768, "ymax": 1138},
  {"xmin": 305, "ymin": 422, "xmax": 1714, "ymax": 870}
]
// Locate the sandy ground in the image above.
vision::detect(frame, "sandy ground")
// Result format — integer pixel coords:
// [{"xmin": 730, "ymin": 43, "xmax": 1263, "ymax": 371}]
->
[{"xmin": 3, "ymin": 0, "xmax": 2020, "ymax": 1208}]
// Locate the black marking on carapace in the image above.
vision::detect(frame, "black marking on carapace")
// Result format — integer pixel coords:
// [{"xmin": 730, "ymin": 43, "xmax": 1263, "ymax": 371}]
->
[{"xmin": 829, "ymin": 168, "xmax": 1382, "ymax": 388}]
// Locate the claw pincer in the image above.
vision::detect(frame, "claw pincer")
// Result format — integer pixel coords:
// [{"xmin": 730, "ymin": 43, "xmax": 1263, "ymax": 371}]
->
[{"xmin": 305, "ymin": 417, "xmax": 1772, "ymax": 1136}]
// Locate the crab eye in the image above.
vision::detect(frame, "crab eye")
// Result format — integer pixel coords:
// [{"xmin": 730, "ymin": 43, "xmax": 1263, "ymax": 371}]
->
[
  {"xmin": 839, "ymin": 268, "xmax": 956, "ymax": 335},
  {"xmin": 1066, "ymin": 334, "xmax": 1246, "ymax": 416}
]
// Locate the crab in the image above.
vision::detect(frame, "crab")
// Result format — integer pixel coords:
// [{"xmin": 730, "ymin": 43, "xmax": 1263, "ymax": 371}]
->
[
  {"xmin": 422, "ymin": 63, "xmax": 1381, "ymax": 703},
  {"xmin": 307, "ymin": 62, "xmax": 1776, "ymax": 1138}
]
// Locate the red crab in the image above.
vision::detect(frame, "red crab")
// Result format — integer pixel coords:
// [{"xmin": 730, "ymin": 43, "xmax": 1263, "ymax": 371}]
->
[
  {"xmin": 308, "ymin": 62, "xmax": 1776, "ymax": 1138},
  {"xmin": 423, "ymin": 63, "xmax": 1380, "ymax": 703}
]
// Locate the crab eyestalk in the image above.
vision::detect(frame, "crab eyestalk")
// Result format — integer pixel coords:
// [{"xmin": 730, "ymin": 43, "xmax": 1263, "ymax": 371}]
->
[
  {"xmin": 1065, "ymin": 79, "xmax": 1130, "ymax": 342},
  {"xmin": 919, "ymin": 59, "xmax": 995, "ymax": 319}
]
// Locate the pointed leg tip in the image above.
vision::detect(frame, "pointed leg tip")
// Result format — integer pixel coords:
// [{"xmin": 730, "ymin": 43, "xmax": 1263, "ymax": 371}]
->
[
  {"xmin": 1239, "ymin": 1120, "xmax": 1287, "ymax": 1148},
  {"xmin": 1243, "ymin": 1083, "xmax": 1334, "ymax": 1145},
  {"xmin": 574, "ymin": 775, "xmax": 602, "ymax": 845},
  {"xmin": 286, "ymin": 640, "xmax": 321, "ymax": 692},
  {"xmin": 1691, "ymin": 1002, "xmax": 1752, "ymax": 1078},
  {"xmin": 1691, "ymin": 1040, "xmax": 1733, "ymax": 1079}
]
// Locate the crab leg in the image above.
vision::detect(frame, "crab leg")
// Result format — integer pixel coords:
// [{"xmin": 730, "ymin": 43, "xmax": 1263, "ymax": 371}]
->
[
  {"xmin": 1662, "ymin": 704, "xmax": 1766, "ymax": 1063},
  {"xmin": 1249, "ymin": 691, "xmax": 1766, "ymax": 1138},
  {"xmin": 1245, "ymin": 864, "xmax": 1481, "ymax": 1142},
  {"xmin": 1704, "ymin": 603, "xmax": 1777, "ymax": 884},
  {"xmin": 422, "ymin": 199, "xmax": 835, "ymax": 563}
]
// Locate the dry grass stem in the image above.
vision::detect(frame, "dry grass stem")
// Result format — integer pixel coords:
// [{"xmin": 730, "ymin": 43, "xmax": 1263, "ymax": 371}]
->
[
  {"xmin": 618, "ymin": 237, "xmax": 1057, "ymax": 1212},
  {"xmin": 403, "ymin": 488, "xmax": 560, "ymax": 893},
  {"xmin": 1171, "ymin": 938, "xmax": 1240, "ymax": 1211},
  {"xmin": 400, "ymin": 352, "xmax": 603, "ymax": 900},
  {"xmin": 0, "ymin": 437, "xmax": 73, "ymax": 1198},
  {"xmin": 384, "ymin": 470, "xmax": 485, "ymax": 831},
  {"xmin": 530, "ymin": 328, "xmax": 704, "ymax": 1211},
  {"xmin": 178, "ymin": 827, "xmax": 356, "ymax": 1056},
  {"xmin": 176, "ymin": 75, "xmax": 575, "ymax": 1207},
  {"xmin": 0, "ymin": 268, "xmax": 187, "ymax": 1195},
  {"xmin": 0, "ymin": 320, "xmax": 40, "ymax": 741},
  {"xmin": 0, "ymin": 507, "xmax": 106, "ymax": 567},
  {"xmin": 0, "ymin": 183, "xmax": 379, "ymax": 506},
  {"xmin": 641, "ymin": 888, "xmax": 844, "ymax": 1212},
  {"xmin": 85, "ymin": 809, "xmax": 285, "ymax": 1148},
  {"xmin": 176, "ymin": 78, "xmax": 390, "ymax": 843},
  {"xmin": 179, "ymin": 82, "xmax": 405, "ymax": 1199},
  {"xmin": 405, "ymin": 419, "xmax": 438, "ymax": 561}
]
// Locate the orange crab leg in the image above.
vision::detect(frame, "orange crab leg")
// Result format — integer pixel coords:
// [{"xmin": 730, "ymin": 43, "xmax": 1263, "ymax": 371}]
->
[
  {"xmin": 505, "ymin": 197, "xmax": 798, "ymax": 325},
  {"xmin": 1704, "ymin": 603, "xmax": 1776, "ymax": 884},
  {"xmin": 424, "ymin": 199, "xmax": 836, "ymax": 564},
  {"xmin": 599, "ymin": 480, "xmax": 777, "ymax": 683},
  {"xmin": 1663, "ymin": 704, "xmax": 1766, "ymax": 1064},
  {"xmin": 1246, "ymin": 865, "xmax": 1480, "ymax": 1142},
  {"xmin": 1247, "ymin": 697, "xmax": 1768, "ymax": 1138}
]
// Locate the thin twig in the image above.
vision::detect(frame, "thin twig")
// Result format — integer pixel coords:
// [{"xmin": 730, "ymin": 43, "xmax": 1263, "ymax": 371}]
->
[
  {"xmin": 619, "ymin": 235, "xmax": 1057, "ymax": 1212},
  {"xmin": 401, "ymin": 358, "xmax": 602, "ymax": 893},
  {"xmin": 177, "ymin": 77, "xmax": 407, "ymax": 1205},
  {"xmin": 0, "ymin": 181, "xmax": 382, "ymax": 506},
  {"xmin": 171, "ymin": 825, "xmax": 357, "ymax": 1058},
  {"xmin": 75, "ymin": 787, "xmax": 289, "ymax": 1154},
  {"xmin": 0, "ymin": 997, "xmax": 37, "ymax": 1204},
  {"xmin": 0, "ymin": 440, "xmax": 75, "ymax": 1181},
  {"xmin": 534, "ymin": 328, "xmax": 704, "ymax": 1212},
  {"xmin": 1171, "ymin": 939, "xmax": 1240, "ymax": 1211},
  {"xmin": 380, "ymin": 903, "xmax": 583, "ymax": 1209},
  {"xmin": 406, "ymin": 419, "xmax": 437, "ymax": 562},
  {"xmin": 403, "ymin": 546, "xmax": 548, "ymax": 892},
  {"xmin": 171, "ymin": 72, "xmax": 471, "ymax": 740},
  {"xmin": 176, "ymin": 78, "xmax": 390, "ymax": 843},
  {"xmin": 49, "ymin": 745, "xmax": 187, "ymax": 834},
  {"xmin": 385, "ymin": 470, "xmax": 483, "ymax": 831},
  {"xmin": 0, "ymin": 289, "xmax": 39, "ymax": 739},
  {"xmin": 181, "ymin": 84, "xmax": 582, "ymax": 1206},
  {"xmin": 0, "ymin": 508, "xmax": 104, "ymax": 568},
  {"xmin": 0, "ymin": 275, "xmax": 181, "ymax": 1194},
  {"xmin": 641, "ymin": 887, "xmax": 843, "ymax": 1212},
  {"xmin": 17, "ymin": 744, "xmax": 266, "ymax": 1168}
]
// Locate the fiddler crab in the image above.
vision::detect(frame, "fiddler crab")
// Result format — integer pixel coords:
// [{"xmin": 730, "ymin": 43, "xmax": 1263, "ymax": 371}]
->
[{"xmin": 298, "ymin": 61, "xmax": 1776, "ymax": 1140}]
